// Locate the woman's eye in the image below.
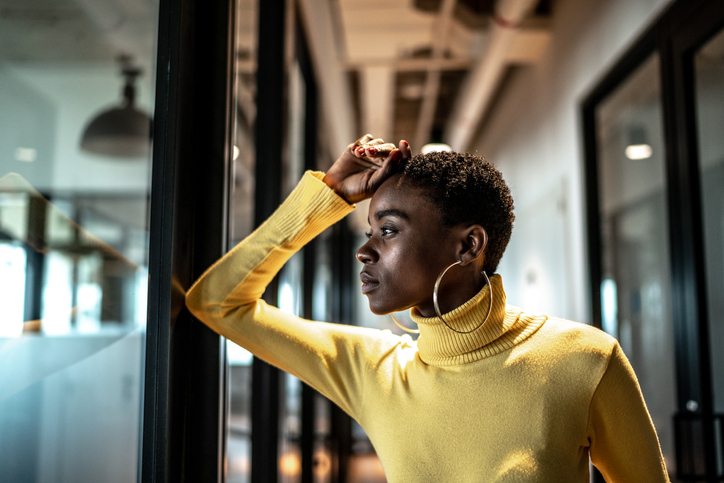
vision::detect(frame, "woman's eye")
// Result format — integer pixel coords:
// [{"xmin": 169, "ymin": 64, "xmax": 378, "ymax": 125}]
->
[{"xmin": 365, "ymin": 226, "xmax": 396, "ymax": 238}]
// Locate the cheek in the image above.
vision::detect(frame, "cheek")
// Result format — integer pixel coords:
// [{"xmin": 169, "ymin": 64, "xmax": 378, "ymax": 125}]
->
[{"xmin": 385, "ymin": 244, "xmax": 439, "ymax": 293}]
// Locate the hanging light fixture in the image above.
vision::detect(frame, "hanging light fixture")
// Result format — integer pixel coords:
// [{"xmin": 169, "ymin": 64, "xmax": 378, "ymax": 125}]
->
[
  {"xmin": 80, "ymin": 56, "xmax": 152, "ymax": 158},
  {"xmin": 624, "ymin": 125, "xmax": 652, "ymax": 160}
]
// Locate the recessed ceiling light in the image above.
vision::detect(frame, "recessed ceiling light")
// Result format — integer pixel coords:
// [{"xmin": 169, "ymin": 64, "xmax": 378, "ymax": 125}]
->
[{"xmin": 625, "ymin": 144, "xmax": 652, "ymax": 160}]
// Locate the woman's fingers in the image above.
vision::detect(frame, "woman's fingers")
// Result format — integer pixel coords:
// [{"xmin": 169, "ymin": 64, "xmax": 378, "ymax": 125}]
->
[
  {"xmin": 398, "ymin": 140, "xmax": 411, "ymax": 159},
  {"xmin": 352, "ymin": 134, "xmax": 374, "ymax": 148},
  {"xmin": 354, "ymin": 145, "xmax": 366, "ymax": 157},
  {"xmin": 364, "ymin": 142, "xmax": 396, "ymax": 157},
  {"xmin": 350, "ymin": 135, "xmax": 409, "ymax": 164}
]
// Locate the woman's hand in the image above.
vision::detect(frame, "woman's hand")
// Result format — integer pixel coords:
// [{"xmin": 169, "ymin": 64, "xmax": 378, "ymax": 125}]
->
[{"xmin": 323, "ymin": 135, "xmax": 412, "ymax": 203}]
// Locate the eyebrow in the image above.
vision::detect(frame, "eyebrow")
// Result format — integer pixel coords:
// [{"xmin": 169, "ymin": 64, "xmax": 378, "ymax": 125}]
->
[{"xmin": 373, "ymin": 209, "xmax": 410, "ymax": 221}]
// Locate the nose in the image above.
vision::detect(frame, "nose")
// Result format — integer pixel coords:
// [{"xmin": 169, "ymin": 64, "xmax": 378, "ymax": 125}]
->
[{"xmin": 356, "ymin": 239, "xmax": 377, "ymax": 264}]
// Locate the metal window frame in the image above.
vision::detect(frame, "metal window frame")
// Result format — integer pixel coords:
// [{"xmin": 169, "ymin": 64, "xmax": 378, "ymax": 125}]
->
[{"xmin": 141, "ymin": 0, "xmax": 236, "ymax": 480}]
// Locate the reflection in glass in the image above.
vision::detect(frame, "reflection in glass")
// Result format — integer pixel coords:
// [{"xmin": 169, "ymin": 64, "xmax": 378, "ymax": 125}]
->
[
  {"xmin": 0, "ymin": 0, "xmax": 157, "ymax": 480},
  {"xmin": 595, "ymin": 53, "xmax": 677, "ymax": 478},
  {"xmin": 226, "ymin": 0, "xmax": 258, "ymax": 481},
  {"xmin": 695, "ymin": 29, "xmax": 724, "ymax": 418}
]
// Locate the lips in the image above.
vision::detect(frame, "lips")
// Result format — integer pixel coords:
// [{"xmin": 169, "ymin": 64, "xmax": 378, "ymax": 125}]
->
[{"xmin": 359, "ymin": 271, "xmax": 379, "ymax": 294}]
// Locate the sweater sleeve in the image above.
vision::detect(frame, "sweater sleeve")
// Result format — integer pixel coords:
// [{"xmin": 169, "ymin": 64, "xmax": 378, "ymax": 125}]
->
[
  {"xmin": 186, "ymin": 170, "xmax": 377, "ymax": 418},
  {"xmin": 588, "ymin": 342, "xmax": 670, "ymax": 482}
]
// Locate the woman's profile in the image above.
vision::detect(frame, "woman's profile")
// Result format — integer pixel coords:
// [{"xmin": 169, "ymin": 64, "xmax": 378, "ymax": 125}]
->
[{"xmin": 186, "ymin": 134, "xmax": 669, "ymax": 481}]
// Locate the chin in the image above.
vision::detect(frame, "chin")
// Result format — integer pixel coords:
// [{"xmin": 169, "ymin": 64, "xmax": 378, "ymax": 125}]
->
[
  {"xmin": 367, "ymin": 303, "xmax": 389, "ymax": 316},
  {"xmin": 367, "ymin": 298, "xmax": 408, "ymax": 317},
  {"xmin": 365, "ymin": 297, "xmax": 392, "ymax": 316}
]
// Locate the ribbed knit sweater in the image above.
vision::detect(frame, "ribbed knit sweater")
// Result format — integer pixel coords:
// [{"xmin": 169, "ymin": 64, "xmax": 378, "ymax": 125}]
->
[{"xmin": 186, "ymin": 171, "xmax": 670, "ymax": 482}]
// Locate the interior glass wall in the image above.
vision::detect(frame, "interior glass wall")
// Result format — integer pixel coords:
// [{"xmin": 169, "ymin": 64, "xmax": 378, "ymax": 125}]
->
[
  {"xmin": 225, "ymin": 3, "xmax": 317, "ymax": 481},
  {"xmin": 695, "ymin": 27, "xmax": 724, "ymax": 427},
  {"xmin": 226, "ymin": 1, "xmax": 257, "ymax": 480},
  {"xmin": 594, "ymin": 53, "xmax": 678, "ymax": 478},
  {"xmin": 0, "ymin": 1, "xmax": 158, "ymax": 481}
]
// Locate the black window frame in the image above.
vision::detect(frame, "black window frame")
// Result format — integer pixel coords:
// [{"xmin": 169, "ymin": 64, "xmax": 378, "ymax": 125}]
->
[{"xmin": 141, "ymin": 0, "xmax": 236, "ymax": 480}]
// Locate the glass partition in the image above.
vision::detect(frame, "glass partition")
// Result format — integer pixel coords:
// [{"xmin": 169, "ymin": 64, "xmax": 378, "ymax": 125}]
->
[
  {"xmin": 0, "ymin": 1, "xmax": 157, "ymax": 480},
  {"xmin": 594, "ymin": 53, "xmax": 678, "ymax": 478},
  {"xmin": 695, "ymin": 28, "xmax": 724, "ymax": 421},
  {"xmin": 226, "ymin": 0, "xmax": 258, "ymax": 480}
]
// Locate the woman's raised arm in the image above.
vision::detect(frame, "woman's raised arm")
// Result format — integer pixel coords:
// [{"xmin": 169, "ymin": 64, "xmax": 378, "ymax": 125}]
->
[{"xmin": 184, "ymin": 138, "xmax": 410, "ymax": 417}]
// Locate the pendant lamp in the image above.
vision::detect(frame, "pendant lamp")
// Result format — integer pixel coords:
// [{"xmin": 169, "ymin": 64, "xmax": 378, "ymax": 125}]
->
[
  {"xmin": 624, "ymin": 125, "xmax": 652, "ymax": 160},
  {"xmin": 80, "ymin": 57, "xmax": 152, "ymax": 158}
]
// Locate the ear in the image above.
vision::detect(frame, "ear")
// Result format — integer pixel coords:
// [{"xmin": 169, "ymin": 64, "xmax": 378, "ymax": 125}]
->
[{"xmin": 456, "ymin": 225, "xmax": 488, "ymax": 267}]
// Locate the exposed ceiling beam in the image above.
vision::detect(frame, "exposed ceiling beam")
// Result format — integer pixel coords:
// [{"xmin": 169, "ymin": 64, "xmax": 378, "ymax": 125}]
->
[
  {"xmin": 298, "ymin": 0, "xmax": 356, "ymax": 156},
  {"xmin": 506, "ymin": 26, "xmax": 550, "ymax": 63},
  {"xmin": 444, "ymin": 0, "xmax": 541, "ymax": 151},
  {"xmin": 413, "ymin": 0, "xmax": 458, "ymax": 150},
  {"xmin": 345, "ymin": 57, "xmax": 473, "ymax": 72},
  {"xmin": 360, "ymin": 66, "xmax": 395, "ymax": 142}
]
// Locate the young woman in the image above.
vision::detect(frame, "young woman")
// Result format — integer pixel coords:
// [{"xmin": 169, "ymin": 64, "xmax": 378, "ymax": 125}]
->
[{"xmin": 186, "ymin": 135, "xmax": 669, "ymax": 481}]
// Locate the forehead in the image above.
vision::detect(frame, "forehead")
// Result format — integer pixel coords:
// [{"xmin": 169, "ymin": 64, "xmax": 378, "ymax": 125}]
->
[{"xmin": 368, "ymin": 176, "xmax": 440, "ymax": 222}]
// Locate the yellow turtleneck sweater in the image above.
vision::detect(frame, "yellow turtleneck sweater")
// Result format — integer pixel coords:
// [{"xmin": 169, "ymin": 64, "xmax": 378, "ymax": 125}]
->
[{"xmin": 186, "ymin": 171, "xmax": 669, "ymax": 482}]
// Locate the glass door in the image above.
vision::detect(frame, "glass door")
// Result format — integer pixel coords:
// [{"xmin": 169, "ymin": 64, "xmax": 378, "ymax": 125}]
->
[
  {"xmin": 584, "ymin": 2, "xmax": 724, "ymax": 480},
  {"xmin": 693, "ymin": 25, "xmax": 724, "ymax": 478},
  {"xmin": 591, "ymin": 52, "xmax": 678, "ymax": 479}
]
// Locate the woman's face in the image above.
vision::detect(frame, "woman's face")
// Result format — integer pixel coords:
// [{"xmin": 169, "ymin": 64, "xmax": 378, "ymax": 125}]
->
[{"xmin": 356, "ymin": 175, "xmax": 459, "ymax": 316}]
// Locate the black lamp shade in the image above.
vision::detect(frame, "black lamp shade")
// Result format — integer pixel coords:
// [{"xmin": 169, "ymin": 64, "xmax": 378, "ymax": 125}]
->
[{"xmin": 80, "ymin": 105, "xmax": 152, "ymax": 158}]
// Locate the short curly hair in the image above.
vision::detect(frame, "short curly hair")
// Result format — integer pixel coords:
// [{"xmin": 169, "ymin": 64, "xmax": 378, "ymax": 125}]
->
[{"xmin": 398, "ymin": 151, "xmax": 515, "ymax": 274}]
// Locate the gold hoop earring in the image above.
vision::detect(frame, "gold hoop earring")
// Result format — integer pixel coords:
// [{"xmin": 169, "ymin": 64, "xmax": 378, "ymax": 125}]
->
[
  {"xmin": 433, "ymin": 261, "xmax": 493, "ymax": 334},
  {"xmin": 390, "ymin": 313, "xmax": 420, "ymax": 334}
]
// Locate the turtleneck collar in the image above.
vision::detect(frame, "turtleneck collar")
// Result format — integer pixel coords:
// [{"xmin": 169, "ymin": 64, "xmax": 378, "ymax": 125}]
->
[{"xmin": 409, "ymin": 275, "xmax": 546, "ymax": 366}]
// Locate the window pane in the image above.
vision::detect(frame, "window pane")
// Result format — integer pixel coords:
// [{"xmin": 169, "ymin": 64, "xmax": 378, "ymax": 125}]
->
[
  {"xmin": 227, "ymin": 0, "xmax": 258, "ymax": 480},
  {"xmin": 0, "ymin": 0, "xmax": 158, "ymax": 480},
  {"xmin": 595, "ymin": 53, "xmax": 678, "ymax": 478},
  {"xmin": 695, "ymin": 28, "xmax": 724, "ymax": 422}
]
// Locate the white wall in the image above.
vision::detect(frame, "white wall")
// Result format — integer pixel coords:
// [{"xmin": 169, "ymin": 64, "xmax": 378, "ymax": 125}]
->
[
  {"xmin": 471, "ymin": 0, "xmax": 671, "ymax": 322},
  {"xmin": 3, "ymin": 65, "xmax": 154, "ymax": 194}
]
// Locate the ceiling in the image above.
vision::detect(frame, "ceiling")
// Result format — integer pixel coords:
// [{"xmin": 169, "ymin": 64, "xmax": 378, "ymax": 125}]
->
[
  {"xmin": 0, "ymin": 0, "xmax": 157, "ymax": 73},
  {"xmin": 0, "ymin": 0, "xmax": 552, "ymax": 157},
  {"xmin": 298, "ymin": 0, "xmax": 552, "ymax": 155}
]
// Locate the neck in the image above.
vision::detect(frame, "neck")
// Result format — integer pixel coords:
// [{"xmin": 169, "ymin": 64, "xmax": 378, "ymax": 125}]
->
[{"xmin": 410, "ymin": 275, "xmax": 547, "ymax": 366}]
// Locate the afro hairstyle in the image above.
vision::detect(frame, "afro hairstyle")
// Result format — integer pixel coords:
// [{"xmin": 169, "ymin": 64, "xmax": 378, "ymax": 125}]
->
[{"xmin": 398, "ymin": 150, "xmax": 515, "ymax": 274}]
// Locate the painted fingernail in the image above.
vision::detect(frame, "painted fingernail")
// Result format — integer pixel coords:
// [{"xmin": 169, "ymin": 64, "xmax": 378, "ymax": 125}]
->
[
  {"xmin": 402, "ymin": 140, "xmax": 409, "ymax": 147},
  {"xmin": 392, "ymin": 150, "xmax": 401, "ymax": 162},
  {"xmin": 368, "ymin": 147, "xmax": 377, "ymax": 155},
  {"xmin": 356, "ymin": 147, "xmax": 365, "ymax": 154}
]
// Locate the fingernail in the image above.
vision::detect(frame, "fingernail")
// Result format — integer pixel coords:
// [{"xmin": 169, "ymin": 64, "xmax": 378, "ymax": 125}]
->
[
  {"xmin": 402, "ymin": 140, "xmax": 409, "ymax": 147},
  {"xmin": 368, "ymin": 147, "xmax": 377, "ymax": 155},
  {"xmin": 392, "ymin": 151, "xmax": 401, "ymax": 162},
  {"xmin": 356, "ymin": 147, "xmax": 364, "ymax": 154}
]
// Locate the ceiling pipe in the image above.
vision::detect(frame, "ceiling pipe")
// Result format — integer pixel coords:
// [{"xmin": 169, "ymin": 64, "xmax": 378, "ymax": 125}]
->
[
  {"xmin": 444, "ymin": 0, "xmax": 539, "ymax": 151},
  {"xmin": 413, "ymin": 0, "xmax": 457, "ymax": 150},
  {"xmin": 298, "ymin": 0, "xmax": 356, "ymax": 157},
  {"xmin": 360, "ymin": 66, "xmax": 395, "ymax": 142}
]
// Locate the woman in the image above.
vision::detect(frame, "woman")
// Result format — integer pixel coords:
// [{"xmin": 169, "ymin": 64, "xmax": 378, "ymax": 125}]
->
[{"xmin": 186, "ymin": 135, "xmax": 669, "ymax": 481}]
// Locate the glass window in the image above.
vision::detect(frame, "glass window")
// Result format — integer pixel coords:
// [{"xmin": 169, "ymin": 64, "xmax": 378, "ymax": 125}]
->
[
  {"xmin": 226, "ymin": 0, "xmax": 258, "ymax": 480},
  {"xmin": 595, "ymin": 53, "xmax": 678, "ymax": 477},
  {"xmin": 0, "ymin": 1, "xmax": 158, "ymax": 480},
  {"xmin": 695, "ymin": 28, "xmax": 724, "ymax": 418}
]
